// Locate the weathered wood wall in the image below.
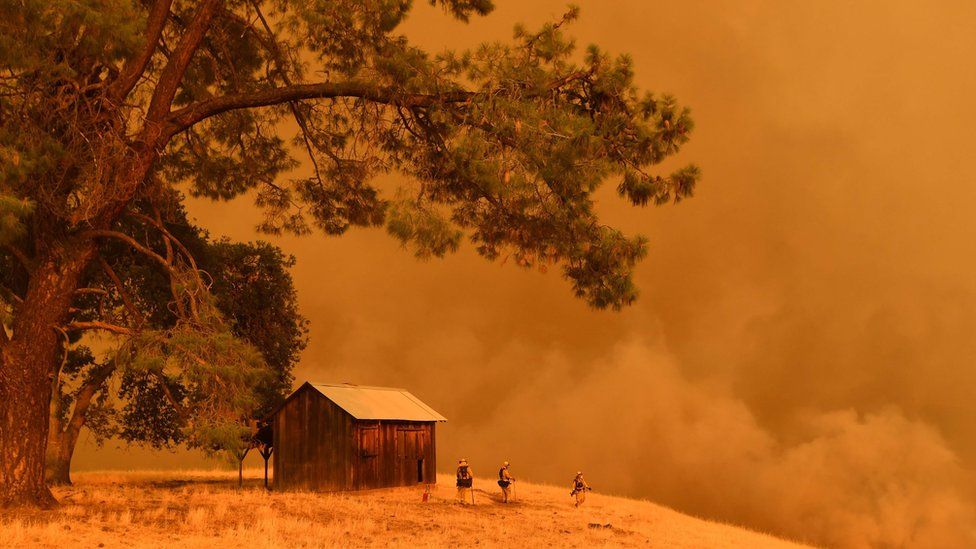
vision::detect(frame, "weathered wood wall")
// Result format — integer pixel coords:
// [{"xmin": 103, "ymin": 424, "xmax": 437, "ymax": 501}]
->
[
  {"xmin": 353, "ymin": 421, "xmax": 436, "ymax": 489},
  {"xmin": 272, "ymin": 385, "xmax": 355, "ymax": 491},
  {"xmin": 273, "ymin": 386, "xmax": 437, "ymax": 491}
]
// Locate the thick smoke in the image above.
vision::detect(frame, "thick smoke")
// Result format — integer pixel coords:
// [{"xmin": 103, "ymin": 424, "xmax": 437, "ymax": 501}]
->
[
  {"xmin": 314, "ymin": 324, "xmax": 976, "ymax": 548},
  {"xmin": 74, "ymin": 1, "xmax": 976, "ymax": 547},
  {"xmin": 455, "ymin": 339, "xmax": 976, "ymax": 548}
]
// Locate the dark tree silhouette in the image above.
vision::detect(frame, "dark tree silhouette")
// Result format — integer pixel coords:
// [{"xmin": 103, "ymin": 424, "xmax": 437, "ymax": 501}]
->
[{"xmin": 42, "ymin": 208, "xmax": 306, "ymax": 485}]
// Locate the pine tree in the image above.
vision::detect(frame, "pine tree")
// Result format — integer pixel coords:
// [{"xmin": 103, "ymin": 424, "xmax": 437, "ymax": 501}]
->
[{"xmin": 0, "ymin": 1, "xmax": 697, "ymax": 507}]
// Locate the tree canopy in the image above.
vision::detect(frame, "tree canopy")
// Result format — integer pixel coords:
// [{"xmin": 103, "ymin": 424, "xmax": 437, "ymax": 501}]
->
[{"xmin": 1, "ymin": 1, "xmax": 696, "ymax": 311}]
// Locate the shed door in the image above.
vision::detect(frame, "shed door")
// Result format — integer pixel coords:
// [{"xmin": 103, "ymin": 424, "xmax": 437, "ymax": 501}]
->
[
  {"xmin": 396, "ymin": 429, "xmax": 427, "ymax": 484},
  {"xmin": 357, "ymin": 425, "xmax": 380, "ymax": 489}
]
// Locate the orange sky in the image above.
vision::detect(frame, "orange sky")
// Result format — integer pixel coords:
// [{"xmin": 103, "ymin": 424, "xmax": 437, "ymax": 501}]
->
[{"xmin": 75, "ymin": 2, "xmax": 976, "ymax": 546}]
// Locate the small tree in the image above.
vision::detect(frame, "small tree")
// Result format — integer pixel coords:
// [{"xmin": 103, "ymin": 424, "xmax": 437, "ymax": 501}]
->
[
  {"xmin": 225, "ymin": 419, "xmax": 274, "ymax": 489},
  {"xmin": 254, "ymin": 421, "xmax": 274, "ymax": 489},
  {"xmin": 0, "ymin": 1, "xmax": 697, "ymax": 506}
]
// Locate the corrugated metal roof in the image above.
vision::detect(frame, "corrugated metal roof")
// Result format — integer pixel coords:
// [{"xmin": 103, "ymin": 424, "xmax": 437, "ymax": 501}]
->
[{"xmin": 307, "ymin": 382, "xmax": 447, "ymax": 422}]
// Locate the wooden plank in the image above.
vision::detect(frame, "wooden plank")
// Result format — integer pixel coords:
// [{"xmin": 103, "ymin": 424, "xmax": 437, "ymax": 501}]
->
[{"xmin": 302, "ymin": 390, "xmax": 309, "ymax": 490}]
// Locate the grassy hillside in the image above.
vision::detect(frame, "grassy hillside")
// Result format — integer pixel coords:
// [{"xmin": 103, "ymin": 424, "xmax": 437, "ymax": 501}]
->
[{"xmin": 0, "ymin": 470, "xmax": 808, "ymax": 548}]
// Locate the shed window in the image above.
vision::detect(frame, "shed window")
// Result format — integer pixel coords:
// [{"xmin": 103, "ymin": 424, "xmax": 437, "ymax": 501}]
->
[{"xmin": 359, "ymin": 426, "xmax": 379, "ymax": 458}]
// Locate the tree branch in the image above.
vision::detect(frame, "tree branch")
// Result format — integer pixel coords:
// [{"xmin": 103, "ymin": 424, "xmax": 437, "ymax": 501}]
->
[
  {"xmin": 64, "ymin": 321, "xmax": 134, "ymax": 336},
  {"xmin": 81, "ymin": 230, "xmax": 173, "ymax": 274},
  {"xmin": 97, "ymin": 255, "xmax": 146, "ymax": 328},
  {"xmin": 109, "ymin": 0, "xmax": 175, "ymax": 103},
  {"xmin": 146, "ymin": 0, "xmax": 224, "ymax": 123},
  {"xmin": 74, "ymin": 287, "xmax": 109, "ymax": 296},
  {"xmin": 130, "ymin": 211, "xmax": 201, "ymax": 278},
  {"xmin": 226, "ymin": 3, "xmax": 278, "ymax": 57},
  {"xmin": 82, "ymin": 228, "xmax": 205, "ymax": 324},
  {"xmin": 247, "ymin": 1, "xmax": 329, "ymax": 187},
  {"xmin": 166, "ymin": 82, "xmax": 474, "ymax": 134},
  {"xmin": 150, "ymin": 370, "xmax": 188, "ymax": 419},
  {"xmin": 137, "ymin": 208, "xmax": 203, "ymax": 321},
  {"xmin": 164, "ymin": 66, "xmax": 590, "ymax": 137},
  {"xmin": 63, "ymin": 361, "xmax": 116, "ymax": 451}
]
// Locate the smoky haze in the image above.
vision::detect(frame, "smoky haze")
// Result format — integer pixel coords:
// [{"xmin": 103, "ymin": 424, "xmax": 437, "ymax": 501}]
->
[{"xmin": 74, "ymin": 1, "xmax": 976, "ymax": 547}]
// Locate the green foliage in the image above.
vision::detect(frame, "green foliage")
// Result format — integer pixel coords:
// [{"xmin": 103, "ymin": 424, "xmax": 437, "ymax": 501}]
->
[
  {"xmin": 430, "ymin": 0, "xmax": 494, "ymax": 23},
  {"xmin": 0, "ymin": 0, "xmax": 141, "ymax": 75},
  {"xmin": 387, "ymin": 192, "xmax": 462, "ymax": 260},
  {"xmin": 619, "ymin": 164, "xmax": 701, "ymax": 207},
  {"xmin": 0, "ymin": 193, "xmax": 34, "ymax": 246},
  {"xmin": 116, "ymin": 307, "xmax": 271, "ymax": 454},
  {"xmin": 0, "ymin": 1, "xmax": 141, "ymax": 223},
  {"xmin": 117, "ymin": 372, "xmax": 186, "ymax": 448},
  {"xmin": 166, "ymin": 115, "xmax": 299, "ymax": 202}
]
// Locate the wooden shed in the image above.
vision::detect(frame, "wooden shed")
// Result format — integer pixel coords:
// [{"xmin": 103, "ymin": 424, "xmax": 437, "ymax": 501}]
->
[{"xmin": 270, "ymin": 382, "xmax": 447, "ymax": 492}]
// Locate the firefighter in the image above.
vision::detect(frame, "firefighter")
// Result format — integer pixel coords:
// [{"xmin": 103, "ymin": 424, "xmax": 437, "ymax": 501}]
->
[
  {"xmin": 456, "ymin": 459, "xmax": 474, "ymax": 504},
  {"xmin": 570, "ymin": 471, "xmax": 590, "ymax": 507},
  {"xmin": 497, "ymin": 461, "xmax": 515, "ymax": 503}
]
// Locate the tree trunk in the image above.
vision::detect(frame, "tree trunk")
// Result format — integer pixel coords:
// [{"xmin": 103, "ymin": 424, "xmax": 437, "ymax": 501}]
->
[
  {"xmin": 47, "ymin": 368, "xmax": 71, "ymax": 485},
  {"xmin": 0, "ymin": 242, "xmax": 96, "ymax": 507},
  {"xmin": 0, "ymin": 74, "xmax": 166, "ymax": 505},
  {"xmin": 45, "ymin": 435, "xmax": 73, "ymax": 486},
  {"xmin": 236, "ymin": 446, "xmax": 253, "ymax": 489},
  {"xmin": 45, "ymin": 361, "xmax": 115, "ymax": 486},
  {"xmin": 260, "ymin": 447, "xmax": 273, "ymax": 490}
]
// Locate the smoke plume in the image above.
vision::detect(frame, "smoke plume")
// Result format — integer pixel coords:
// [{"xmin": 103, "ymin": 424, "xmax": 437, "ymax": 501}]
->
[{"xmin": 74, "ymin": 1, "xmax": 976, "ymax": 546}]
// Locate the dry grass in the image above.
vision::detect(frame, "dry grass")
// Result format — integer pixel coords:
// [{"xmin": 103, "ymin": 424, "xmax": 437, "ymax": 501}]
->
[{"xmin": 0, "ymin": 469, "xmax": 810, "ymax": 548}]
